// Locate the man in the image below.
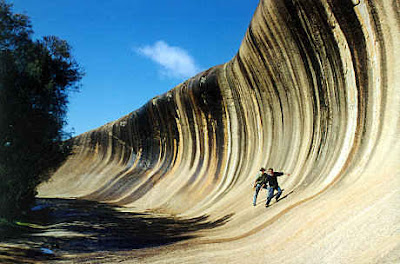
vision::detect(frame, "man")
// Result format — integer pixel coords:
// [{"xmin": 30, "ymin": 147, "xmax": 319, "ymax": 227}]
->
[
  {"xmin": 252, "ymin": 168, "xmax": 268, "ymax": 206},
  {"xmin": 265, "ymin": 168, "xmax": 291, "ymax": 207}
]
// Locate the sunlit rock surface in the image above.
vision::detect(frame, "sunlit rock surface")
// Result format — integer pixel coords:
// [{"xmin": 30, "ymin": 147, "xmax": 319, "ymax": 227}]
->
[{"xmin": 39, "ymin": 0, "xmax": 399, "ymax": 263}]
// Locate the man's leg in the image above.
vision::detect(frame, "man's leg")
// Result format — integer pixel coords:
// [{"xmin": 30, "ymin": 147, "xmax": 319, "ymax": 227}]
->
[
  {"xmin": 266, "ymin": 187, "xmax": 274, "ymax": 206},
  {"xmin": 253, "ymin": 184, "xmax": 261, "ymax": 206},
  {"xmin": 276, "ymin": 186, "xmax": 282, "ymax": 201}
]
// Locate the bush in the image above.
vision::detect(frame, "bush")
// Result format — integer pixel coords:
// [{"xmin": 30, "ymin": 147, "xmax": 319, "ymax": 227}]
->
[{"xmin": 0, "ymin": 1, "xmax": 83, "ymax": 220}]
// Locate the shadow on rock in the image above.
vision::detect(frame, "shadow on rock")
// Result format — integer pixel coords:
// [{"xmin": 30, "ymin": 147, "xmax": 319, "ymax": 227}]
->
[
  {"xmin": 277, "ymin": 190, "xmax": 294, "ymax": 202},
  {"xmin": 0, "ymin": 198, "xmax": 233, "ymax": 262}
]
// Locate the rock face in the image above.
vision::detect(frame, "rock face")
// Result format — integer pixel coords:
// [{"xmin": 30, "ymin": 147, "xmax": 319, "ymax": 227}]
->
[{"xmin": 40, "ymin": 0, "xmax": 400, "ymax": 263}]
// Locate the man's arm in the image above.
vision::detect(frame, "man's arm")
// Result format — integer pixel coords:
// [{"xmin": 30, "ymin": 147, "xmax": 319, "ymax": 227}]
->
[
  {"xmin": 276, "ymin": 172, "xmax": 291, "ymax": 177},
  {"xmin": 253, "ymin": 173, "xmax": 261, "ymax": 188},
  {"xmin": 264, "ymin": 175, "xmax": 270, "ymax": 187}
]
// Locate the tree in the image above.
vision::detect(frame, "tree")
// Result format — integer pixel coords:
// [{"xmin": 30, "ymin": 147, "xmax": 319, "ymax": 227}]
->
[{"xmin": 0, "ymin": 1, "xmax": 83, "ymax": 220}]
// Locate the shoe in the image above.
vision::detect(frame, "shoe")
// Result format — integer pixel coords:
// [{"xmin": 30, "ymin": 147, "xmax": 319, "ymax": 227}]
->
[
  {"xmin": 253, "ymin": 203, "xmax": 256, "ymax": 206},
  {"xmin": 265, "ymin": 204, "xmax": 269, "ymax": 208}
]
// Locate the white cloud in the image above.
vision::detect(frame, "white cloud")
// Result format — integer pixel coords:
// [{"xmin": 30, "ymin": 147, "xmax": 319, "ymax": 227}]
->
[{"xmin": 136, "ymin": 40, "xmax": 201, "ymax": 79}]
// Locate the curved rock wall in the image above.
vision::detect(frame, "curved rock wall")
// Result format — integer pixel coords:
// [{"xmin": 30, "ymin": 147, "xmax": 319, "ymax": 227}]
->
[{"xmin": 39, "ymin": 0, "xmax": 399, "ymax": 262}]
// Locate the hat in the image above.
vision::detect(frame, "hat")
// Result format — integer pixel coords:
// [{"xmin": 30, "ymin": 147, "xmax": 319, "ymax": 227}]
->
[{"xmin": 260, "ymin": 167, "xmax": 266, "ymax": 171}]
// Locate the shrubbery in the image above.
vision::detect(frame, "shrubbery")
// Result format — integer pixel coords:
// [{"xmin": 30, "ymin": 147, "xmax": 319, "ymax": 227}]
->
[{"xmin": 0, "ymin": 1, "xmax": 83, "ymax": 220}]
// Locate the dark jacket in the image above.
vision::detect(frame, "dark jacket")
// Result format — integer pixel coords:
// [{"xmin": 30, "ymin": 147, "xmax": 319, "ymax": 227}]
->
[{"xmin": 266, "ymin": 172, "xmax": 284, "ymax": 188}]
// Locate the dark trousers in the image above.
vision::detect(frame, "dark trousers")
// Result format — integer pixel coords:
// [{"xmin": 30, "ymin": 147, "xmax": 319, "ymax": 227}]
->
[{"xmin": 266, "ymin": 186, "xmax": 282, "ymax": 205}]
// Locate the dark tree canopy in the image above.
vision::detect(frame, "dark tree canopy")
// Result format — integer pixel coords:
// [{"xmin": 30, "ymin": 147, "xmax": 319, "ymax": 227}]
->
[{"xmin": 0, "ymin": 1, "xmax": 83, "ymax": 220}]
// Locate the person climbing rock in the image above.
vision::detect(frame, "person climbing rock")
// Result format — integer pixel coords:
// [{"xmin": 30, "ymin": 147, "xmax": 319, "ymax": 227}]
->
[
  {"xmin": 265, "ymin": 168, "xmax": 290, "ymax": 207},
  {"xmin": 252, "ymin": 168, "xmax": 268, "ymax": 206}
]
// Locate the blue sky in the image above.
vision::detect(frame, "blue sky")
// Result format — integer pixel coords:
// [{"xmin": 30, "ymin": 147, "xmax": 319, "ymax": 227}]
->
[{"xmin": 10, "ymin": 0, "xmax": 259, "ymax": 135}]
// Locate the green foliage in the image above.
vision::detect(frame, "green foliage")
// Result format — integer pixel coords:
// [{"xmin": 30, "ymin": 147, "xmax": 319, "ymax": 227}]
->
[{"xmin": 0, "ymin": 1, "xmax": 83, "ymax": 220}]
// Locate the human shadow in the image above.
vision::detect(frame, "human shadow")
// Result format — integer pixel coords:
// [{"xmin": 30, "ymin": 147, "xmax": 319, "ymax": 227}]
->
[
  {"xmin": 255, "ymin": 189, "xmax": 294, "ymax": 206},
  {"xmin": 0, "ymin": 198, "xmax": 233, "ymax": 263},
  {"xmin": 277, "ymin": 190, "xmax": 294, "ymax": 202}
]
